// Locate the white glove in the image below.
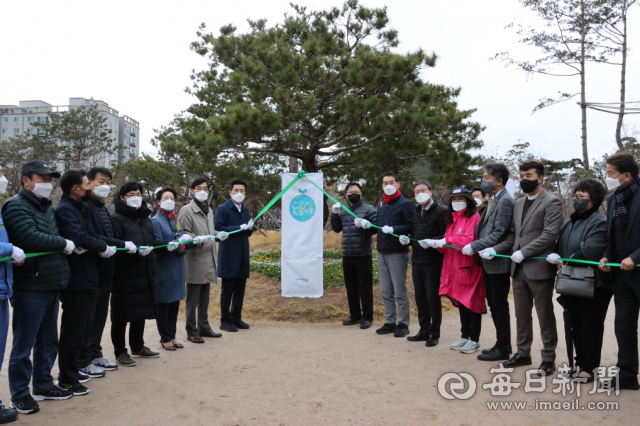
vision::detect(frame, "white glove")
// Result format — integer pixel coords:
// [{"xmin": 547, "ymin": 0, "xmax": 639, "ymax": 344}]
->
[
  {"xmin": 124, "ymin": 241, "xmax": 137, "ymax": 253},
  {"xmin": 432, "ymin": 238, "xmax": 446, "ymax": 249},
  {"xmin": 178, "ymin": 234, "xmax": 192, "ymax": 243},
  {"xmin": 479, "ymin": 248, "xmax": 496, "ymax": 260},
  {"xmin": 360, "ymin": 219, "xmax": 372, "ymax": 229},
  {"xmin": 138, "ymin": 246, "xmax": 153, "ymax": 256},
  {"xmin": 419, "ymin": 240, "xmax": 430, "ymax": 249},
  {"xmin": 546, "ymin": 253, "xmax": 561, "ymax": 264},
  {"xmin": 332, "ymin": 203, "xmax": 341, "ymax": 214},
  {"xmin": 10, "ymin": 246, "xmax": 25, "ymax": 263},
  {"xmin": 73, "ymin": 247, "xmax": 88, "ymax": 255},
  {"xmin": 191, "ymin": 236, "xmax": 206, "ymax": 245},
  {"xmin": 99, "ymin": 246, "xmax": 117, "ymax": 258},
  {"xmin": 511, "ymin": 250, "xmax": 525, "ymax": 263},
  {"xmin": 399, "ymin": 235, "xmax": 410, "ymax": 245},
  {"xmin": 461, "ymin": 244, "xmax": 474, "ymax": 256},
  {"xmin": 63, "ymin": 239, "xmax": 76, "ymax": 255},
  {"xmin": 240, "ymin": 223, "xmax": 249, "ymax": 230},
  {"xmin": 216, "ymin": 232, "xmax": 229, "ymax": 242},
  {"xmin": 247, "ymin": 219, "xmax": 254, "ymax": 230},
  {"xmin": 381, "ymin": 225, "xmax": 394, "ymax": 234},
  {"xmin": 167, "ymin": 241, "xmax": 179, "ymax": 252}
]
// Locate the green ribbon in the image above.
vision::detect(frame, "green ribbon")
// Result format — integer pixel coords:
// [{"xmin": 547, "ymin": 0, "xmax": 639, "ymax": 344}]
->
[{"xmin": 0, "ymin": 170, "xmax": 630, "ymax": 268}]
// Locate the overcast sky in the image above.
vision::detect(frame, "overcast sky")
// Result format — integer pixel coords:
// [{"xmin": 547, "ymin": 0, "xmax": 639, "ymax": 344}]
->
[{"xmin": 2, "ymin": 0, "xmax": 639, "ymax": 166}]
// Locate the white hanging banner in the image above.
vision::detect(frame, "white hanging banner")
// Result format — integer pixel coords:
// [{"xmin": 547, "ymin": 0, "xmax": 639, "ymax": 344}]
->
[{"xmin": 281, "ymin": 172, "xmax": 323, "ymax": 298}]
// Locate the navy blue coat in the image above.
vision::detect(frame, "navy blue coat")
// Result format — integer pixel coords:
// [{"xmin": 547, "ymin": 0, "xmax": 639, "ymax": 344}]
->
[
  {"xmin": 55, "ymin": 195, "xmax": 108, "ymax": 292},
  {"xmin": 376, "ymin": 194, "xmax": 414, "ymax": 253},
  {"xmin": 83, "ymin": 195, "xmax": 126, "ymax": 282},
  {"xmin": 152, "ymin": 212, "xmax": 191, "ymax": 303},
  {"xmin": 215, "ymin": 199, "xmax": 253, "ymax": 279}
]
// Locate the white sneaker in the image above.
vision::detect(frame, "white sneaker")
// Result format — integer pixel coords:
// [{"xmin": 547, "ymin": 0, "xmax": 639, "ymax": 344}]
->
[
  {"xmin": 93, "ymin": 357, "xmax": 118, "ymax": 371},
  {"xmin": 460, "ymin": 340, "xmax": 481, "ymax": 354},
  {"xmin": 450, "ymin": 338, "xmax": 469, "ymax": 350},
  {"xmin": 83, "ymin": 363, "xmax": 105, "ymax": 378}
]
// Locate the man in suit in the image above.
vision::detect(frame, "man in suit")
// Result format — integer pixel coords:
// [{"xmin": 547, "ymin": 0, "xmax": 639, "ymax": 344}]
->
[
  {"xmin": 464, "ymin": 163, "xmax": 514, "ymax": 361},
  {"xmin": 599, "ymin": 152, "xmax": 640, "ymax": 390},
  {"xmin": 215, "ymin": 179, "xmax": 254, "ymax": 333},
  {"xmin": 480, "ymin": 160, "xmax": 563, "ymax": 376}
]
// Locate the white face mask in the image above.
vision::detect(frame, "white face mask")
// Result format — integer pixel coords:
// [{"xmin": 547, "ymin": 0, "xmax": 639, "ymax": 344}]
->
[
  {"xmin": 126, "ymin": 196, "xmax": 143, "ymax": 209},
  {"xmin": 605, "ymin": 175, "xmax": 625, "ymax": 191},
  {"xmin": 415, "ymin": 193, "xmax": 430, "ymax": 204},
  {"xmin": 32, "ymin": 182, "xmax": 53, "ymax": 199},
  {"xmin": 160, "ymin": 199, "xmax": 175, "ymax": 211},
  {"xmin": 231, "ymin": 193, "xmax": 245, "ymax": 203},
  {"xmin": 194, "ymin": 190, "xmax": 208, "ymax": 202},
  {"xmin": 383, "ymin": 185, "xmax": 397, "ymax": 196},
  {"xmin": 0, "ymin": 176, "xmax": 8, "ymax": 194},
  {"xmin": 93, "ymin": 184, "xmax": 110, "ymax": 199},
  {"xmin": 452, "ymin": 201, "xmax": 467, "ymax": 212},
  {"xmin": 474, "ymin": 197, "xmax": 483, "ymax": 207}
]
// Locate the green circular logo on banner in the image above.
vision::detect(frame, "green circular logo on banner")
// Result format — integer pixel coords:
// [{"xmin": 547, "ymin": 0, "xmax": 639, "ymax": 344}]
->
[{"xmin": 289, "ymin": 189, "xmax": 316, "ymax": 222}]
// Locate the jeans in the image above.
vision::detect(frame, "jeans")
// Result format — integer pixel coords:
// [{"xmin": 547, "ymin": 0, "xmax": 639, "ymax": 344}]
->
[
  {"xmin": 185, "ymin": 283, "xmax": 213, "ymax": 336},
  {"xmin": 484, "ymin": 271, "xmax": 512, "ymax": 354},
  {"xmin": 411, "ymin": 263, "xmax": 442, "ymax": 338},
  {"xmin": 459, "ymin": 302, "xmax": 482, "ymax": 342},
  {"xmin": 8, "ymin": 290, "xmax": 60, "ymax": 400},
  {"xmin": 220, "ymin": 278, "xmax": 247, "ymax": 323},
  {"xmin": 377, "ymin": 252, "xmax": 410, "ymax": 326},
  {"xmin": 111, "ymin": 321, "xmax": 145, "ymax": 357},
  {"xmin": 342, "ymin": 255, "xmax": 374, "ymax": 321},
  {"xmin": 88, "ymin": 277, "xmax": 112, "ymax": 360},
  {"xmin": 0, "ymin": 299, "xmax": 9, "ymax": 406},
  {"xmin": 157, "ymin": 301, "xmax": 180, "ymax": 343}
]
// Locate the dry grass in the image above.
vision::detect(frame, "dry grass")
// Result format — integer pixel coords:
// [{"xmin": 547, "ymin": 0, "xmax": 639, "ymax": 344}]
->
[{"xmin": 249, "ymin": 229, "xmax": 344, "ymax": 251}]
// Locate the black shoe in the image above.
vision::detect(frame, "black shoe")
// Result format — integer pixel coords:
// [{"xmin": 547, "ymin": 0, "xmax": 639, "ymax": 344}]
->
[
  {"xmin": 502, "ymin": 354, "xmax": 533, "ymax": 368},
  {"xmin": 477, "ymin": 347, "xmax": 510, "ymax": 361},
  {"xmin": 342, "ymin": 317, "xmax": 362, "ymax": 326},
  {"xmin": 220, "ymin": 322, "xmax": 239, "ymax": 332},
  {"xmin": 376, "ymin": 323, "xmax": 397, "ymax": 335},
  {"xmin": 9, "ymin": 394, "xmax": 40, "ymax": 415},
  {"xmin": 32, "ymin": 385, "xmax": 73, "ymax": 401},
  {"xmin": 234, "ymin": 321, "xmax": 250, "ymax": 330},
  {"xmin": 602, "ymin": 378, "xmax": 640, "ymax": 390},
  {"xmin": 116, "ymin": 353, "xmax": 136, "ymax": 367},
  {"xmin": 160, "ymin": 340, "xmax": 176, "ymax": 351},
  {"xmin": 77, "ymin": 372, "xmax": 90, "ymax": 383},
  {"xmin": 425, "ymin": 336, "xmax": 439, "ymax": 347},
  {"xmin": 394, "ymin": 323, "xmax": 409, "ymax": 338},
  {"xmin": 481, "ymin": 346, "xmax": 495, "ymax": 355},
  {"xmin": 59, "ymin": 382, "xmax": 90, "ymax": 396},
  {"xmin": 360, "ymin": 320, "xmax": 372, "ymax": 329},
  {"xmin": 131, "ymin": 346, "xmax": 160, "ymax": 358},
  {"xmin": 407, "ymin": 333, "xmax": 428, "ymax": 342},
  {"xmin": 174, "ymin": 343, "xmax": 184, "ymax": 349},
  {"xmin": 537, "ymin": 361, "xmax": 555, "ymax": 376}
]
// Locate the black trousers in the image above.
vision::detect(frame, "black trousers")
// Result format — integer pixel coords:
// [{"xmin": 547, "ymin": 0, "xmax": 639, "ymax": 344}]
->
[
  {"xmin": 612, "ymin": 275, "xmax": 640, "ymax": 384},
  {"xmin": 88, "ymin": 277, "xmax": 112, "ymax": 361},
  {"xmin": 220, "ymin": 278, "xmax": 247, "ymax": 323},
  {"xmin": 59, "ymin": 289, "xmax": 99, "ymax": 384},
  {"xmin": 342, "ymin": 255, "xmax": 374, "ymax": 321},
  {"xmin": 459, "ymin": 302, "xmax": 482, "ymax": 342},
  {"xmin": 484, "ymin": 271, "xmax": 512, "ymax": 354},
  {"xmin": 185, "ymin": 283, "xmax": 213, "ymax": 337},
  {"xmin": 411, "ymin": 263, "xmax": 442, "ymax": 338},
  {"xmin": 564, "ymin": 286, "xmax": 613, "ymax": 374},
  {"xmin": 157, "ymin": 301, "xmax": 180, "ymax": 343},
  {"xmin": 111, "ymin": 320, "xmax": 145, "ymax": 357}
]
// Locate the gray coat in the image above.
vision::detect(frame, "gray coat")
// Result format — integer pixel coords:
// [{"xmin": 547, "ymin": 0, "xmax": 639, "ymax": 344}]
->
[
  {"xmin": 330, "ymin": 200, "xmax": 378, "ymax": 257},
  {"xmin": 471, "ymin": 189, "xmax": 514, "ymax": 274},
  {"xmin": 493, "ymin": 189, "xmax": 563, "ymax": 280},
  {"xmin": 177, "ymin": 200, "xmax": 218, "ymax": 285}
]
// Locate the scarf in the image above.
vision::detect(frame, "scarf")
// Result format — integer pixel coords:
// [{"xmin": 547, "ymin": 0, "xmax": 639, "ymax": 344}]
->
[
  {"xmin": 159, "ymin": 209, "xmax": 183, "ymax": 239},
  {"xmin": 195, "ymin": 199, "xmax": 210, "ymax": 215},
  {"xmin": 383, "ymin": 189, "xmax": 401, "ymax": 204},
  {"xmin": 612, "ymin": 175, "xmax": 640, "ymax": 228}
]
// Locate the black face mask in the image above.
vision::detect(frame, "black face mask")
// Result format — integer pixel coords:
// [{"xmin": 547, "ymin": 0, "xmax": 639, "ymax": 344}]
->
[
  {"xmin": 79, "ymin": 189, "xmax": 91, "ymax": 203},
  {"xmin": 520, "ymin": 178, "xmax": 540, "ymax": 194},
  {"xmin": 347, "ymin": 193, "xmax": 361, "ymax": 204},
  {"xmin": 480, "ymin": 180, "xmax": 494, "ymax": 194},
  {"xmin": 572, "ymin": 197, "xmax": 590, "ymax": 212}
]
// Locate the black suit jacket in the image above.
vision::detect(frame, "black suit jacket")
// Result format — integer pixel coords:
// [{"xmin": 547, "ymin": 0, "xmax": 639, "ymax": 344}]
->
[
  {"xmin": 603, "ymin": 190, "xmax": 640, "ymax": 287},
  {"xmin": 83, "ymin": 196, "xmax": 125, "ymax": 279}
]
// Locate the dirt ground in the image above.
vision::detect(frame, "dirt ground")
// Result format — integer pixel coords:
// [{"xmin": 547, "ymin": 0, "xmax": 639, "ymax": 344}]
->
[{"xmin": 1, "ymin": 294, "xmax": 636, "ymax": 426}]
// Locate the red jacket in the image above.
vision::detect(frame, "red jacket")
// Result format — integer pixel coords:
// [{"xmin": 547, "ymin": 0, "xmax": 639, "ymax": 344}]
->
[{"xmin": 438, "ymin": 210, "xmax": 486, "ymax": 313}]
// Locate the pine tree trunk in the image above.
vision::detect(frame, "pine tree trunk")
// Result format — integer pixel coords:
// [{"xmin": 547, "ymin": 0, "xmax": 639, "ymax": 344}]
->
[
  {"xmin": 580, "ymin": 30, "xmax": 590, "ymax": 171},
  {"xmin": 288, "ymin": 156, "xmax": 298, "ymax": 173},
  {"xmin": 615, "ymin": 5, "xmax": 628, "ymax": 151}
]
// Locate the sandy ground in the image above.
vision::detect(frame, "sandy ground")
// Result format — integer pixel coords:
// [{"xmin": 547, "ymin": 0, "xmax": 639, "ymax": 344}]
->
[{"xmin": 0, "ymin": 295, "xmax": 637, "ymax": 426}]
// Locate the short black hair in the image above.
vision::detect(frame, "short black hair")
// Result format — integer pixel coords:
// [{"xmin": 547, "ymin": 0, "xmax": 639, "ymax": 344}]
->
[
  {"xmin": 120, "ymin": 181, "xmax": 143, "ymax": 195},
  {"xmin": 471, "ymin": 187, "xmax": 486, "ymax": 198},
  {"xmin": 382, "ymin": 172, "xmax": 399, "ymax": 182},
  {"xmin": 21, "ymin": 172, "xmax": 35, "ymax": 187},
  {"xmin": 228, "ymin": 179, "xmax": 247, "ymax": 191},
  {"xmin": 190, "ymin": 178, "xmax": 208, "ymax": 189},
  {"xmin": 485, "ymin": 162, "xmax": 509, "ymax": 185},
  {"xmin": 606, "ymin": 151, "xmax": 639, "ymax": 177},
  {"xmin": 573, "ymin": 178, "xmax": 608, "ymax": 210},
  {"xmin": 519, "ymin": 160, "xmax": 545, "ymax": 177},
  {"xmin": 156, "ymin": 187, "xmax": 177, "ymax": 201},
  {"xmin": 345, "ymin": 182, "xmax": 361, "ymax": 192},
  {"xmin": 60, "ymin": 169, "xmax": 86, "ymax": 195},
  {"xmin": 87, "ymin": 166, "xmax": 112, "ymax": 181}
]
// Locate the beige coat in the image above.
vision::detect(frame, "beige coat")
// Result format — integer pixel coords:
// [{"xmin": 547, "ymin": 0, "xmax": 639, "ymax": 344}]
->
[{"xmin": 177, "ymin": 199, "xmax": 218, "ymax": 284}]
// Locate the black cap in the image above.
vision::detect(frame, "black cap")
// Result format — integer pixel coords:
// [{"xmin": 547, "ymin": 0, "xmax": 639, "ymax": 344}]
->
[
  {"xmin": 21, "ymin": 160, "xmax": 61, "ymax": 178},
  {"xmin": 442, "ymin": 187, "xmax": 474, "ymax": 206}
]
